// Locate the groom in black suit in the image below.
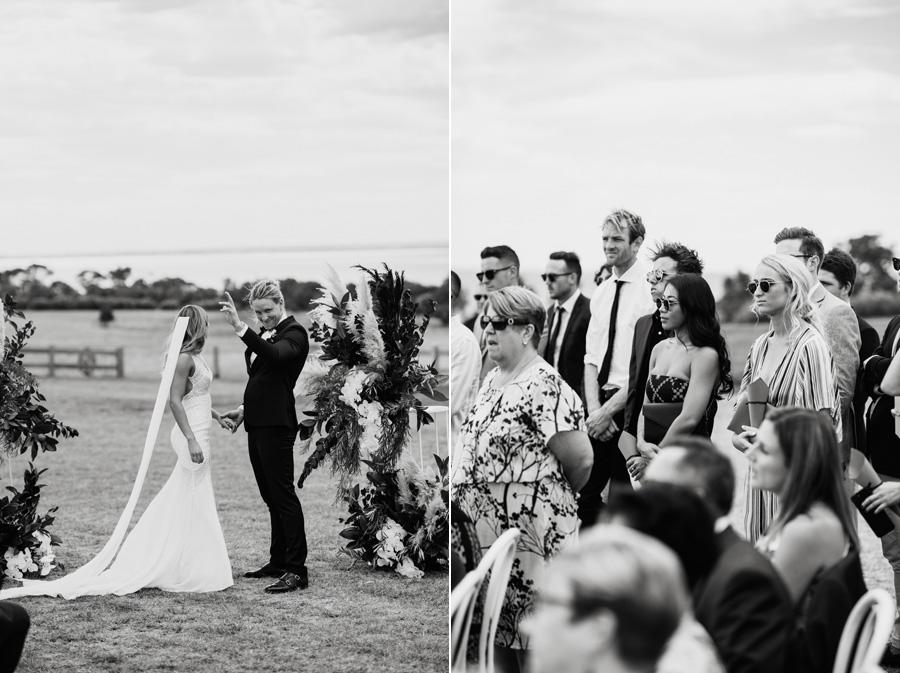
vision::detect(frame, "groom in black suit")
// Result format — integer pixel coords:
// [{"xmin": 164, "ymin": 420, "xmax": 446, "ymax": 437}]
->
[{"xmin": 221, "ymin": 280, "xmax": 310, "ymax": 594}]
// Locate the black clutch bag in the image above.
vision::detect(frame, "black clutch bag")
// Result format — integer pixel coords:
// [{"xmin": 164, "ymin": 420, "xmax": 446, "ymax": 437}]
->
[{"xmin": 850, "ymin": 485, "xmax": 895, "ymax": 538}]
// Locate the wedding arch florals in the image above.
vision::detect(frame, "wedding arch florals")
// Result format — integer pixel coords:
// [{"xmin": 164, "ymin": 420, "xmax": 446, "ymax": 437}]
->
[
  {"xmin": 1, "ymin": 295, "xmax": 77, "ymax": 582},
  {"xmin": 295, "ymin": 265, "xmax": 448, "ymax": 577}
]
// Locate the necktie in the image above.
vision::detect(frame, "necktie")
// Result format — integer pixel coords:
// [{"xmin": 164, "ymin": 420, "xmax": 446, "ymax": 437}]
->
[
  {"xmin": 598, "ymin": 280, "xmax": 625, "ymax": 385},
  {"xmin": 545, "ymin": 306, "xmax": 565, "ymax": 367}
]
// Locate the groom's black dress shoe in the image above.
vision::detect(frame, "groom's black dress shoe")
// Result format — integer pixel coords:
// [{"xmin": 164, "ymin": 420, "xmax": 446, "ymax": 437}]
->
[
  {"xmin": 243, "ymin": 565, "xmax": 284, "ymax": 579},
  {"xmin": 264, "ymin": 572, "xmax": 308, "ymax": 594}
]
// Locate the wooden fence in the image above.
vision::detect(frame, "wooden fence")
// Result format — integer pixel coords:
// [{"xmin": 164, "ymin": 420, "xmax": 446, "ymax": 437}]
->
[{"xmin": 24, "ymin": 347, "xmax": 124, "ymax": 378}]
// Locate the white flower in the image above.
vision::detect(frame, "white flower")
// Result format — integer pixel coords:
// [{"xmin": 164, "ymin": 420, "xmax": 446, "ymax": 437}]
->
[
  {"xmin": 395, "ymin": 556, "xmax": 424, "ymax": 579},
  {"xmin": 374, "ymin": 518, "xmax": 406, "ymax": 567},
  {"xmin": 339, "ymin": 369, "xmax": 368, "ymax": 407}
]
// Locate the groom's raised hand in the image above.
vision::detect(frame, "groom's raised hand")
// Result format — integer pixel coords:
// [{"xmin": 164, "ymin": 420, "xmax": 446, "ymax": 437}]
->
[{"xmin": 219, "ymin": 292, "xmax": 244, "ymax": 331}]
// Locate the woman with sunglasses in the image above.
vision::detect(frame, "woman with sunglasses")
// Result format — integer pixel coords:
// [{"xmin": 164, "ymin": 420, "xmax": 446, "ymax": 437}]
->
[
  {"xmin": 451, "ymin": 286, "xmax": 593, "ymax": 673},
  {"xmin": 631, "ymin": 274, "xmax": 733, "ymax": 479},
  {"xmin": 732, "ymin": 254, "xmax": 841, "ymax": 543}
]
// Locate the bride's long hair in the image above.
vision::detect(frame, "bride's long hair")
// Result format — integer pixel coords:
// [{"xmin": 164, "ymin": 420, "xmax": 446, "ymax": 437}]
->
[{"xmin": 176, "ymin": 305, "xmax": 208, "ymax": 354}]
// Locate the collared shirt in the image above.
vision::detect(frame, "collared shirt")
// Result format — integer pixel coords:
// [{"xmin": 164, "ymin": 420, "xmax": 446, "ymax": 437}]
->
[
  {"xmin": 547, "ymin": 289, "xmax": 582, "ymax": 368},
  {"xmin": 451, "ymin": 314, "xmax": 482, "ymax": 449},
  {"xmin": 584, "ymin": 260, "xmax": 655, "ymax": 389}
]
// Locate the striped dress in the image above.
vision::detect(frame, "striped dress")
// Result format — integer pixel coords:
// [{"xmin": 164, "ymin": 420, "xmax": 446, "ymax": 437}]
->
[{"xmin": 741, "ymin": 325, "xmax": 842, "ymax": 543}]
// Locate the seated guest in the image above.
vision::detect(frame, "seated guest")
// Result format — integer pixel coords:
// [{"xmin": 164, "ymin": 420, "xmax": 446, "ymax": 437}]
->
[
  {"xmin": 451, "ymin": 286, "xmax": 593, "ymax": 673},
  {"xmin": 524, "ymin": 525, "xmax": 688, "ymax": 673},
  {"xmin": 541, "ymin": 251, "xmax": 591, "ymax": 402},
  {"xmin": 644, "ymin": 438, "xmax": 792, "ymax": 673},
  {"xmin": 0, "ymin": 601, "xmax": 29, "ymax": 673},
  {"xmin": 631, "ymin": 274, "xmax": 732, "ymax": 479},
  {"xmin": 749, "ymin": 407, "xmax": 865, "ymax": 673},
  {"xmin": 606, "ymin": 483, "xmax": 724, "ymax": 673}
]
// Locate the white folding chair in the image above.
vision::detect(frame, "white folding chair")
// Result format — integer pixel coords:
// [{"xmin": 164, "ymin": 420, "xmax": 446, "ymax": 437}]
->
[
  {"xmin": 451, "ymin": 568, "xmax": 487, "ymax": 671},
  {"xmin": 833, "ymin": 588, "xmax": 896, "ymax": 673},
  {"xmin": 474, "ymin": 528, "xmax": 521, "ymax": 673},
  {"xmin": 409, "ymin": 405, "xmax": 449, "ymax": 467}
]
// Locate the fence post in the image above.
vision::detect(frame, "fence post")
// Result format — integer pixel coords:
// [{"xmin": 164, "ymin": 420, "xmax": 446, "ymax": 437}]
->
[
  {"xmin": 116, "ymin": 347, "xmax": 124, "ymax": 378},
  {"xmin": 213, "ymin": 346, "xmax": 220, "ymax": 379},
  {"xmin": 48, "ymin": 346, "xmax": 56, "ymax": 377}
]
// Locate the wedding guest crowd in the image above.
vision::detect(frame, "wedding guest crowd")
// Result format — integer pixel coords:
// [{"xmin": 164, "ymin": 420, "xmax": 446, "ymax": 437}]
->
[{"xmin": 450, "ymin": 210, "xmax": 900, "ymax": 673}]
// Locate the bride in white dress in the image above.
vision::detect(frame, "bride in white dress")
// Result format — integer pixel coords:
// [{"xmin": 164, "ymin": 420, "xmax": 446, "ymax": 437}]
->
[{"xmin": 0, "ymin": 306, "xmax": 233, "ymax": 599}]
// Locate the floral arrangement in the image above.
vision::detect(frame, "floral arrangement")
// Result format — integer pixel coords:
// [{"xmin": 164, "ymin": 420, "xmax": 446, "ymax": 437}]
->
[
  {"xmin": 339, "ymin": 456, "xmax": 448, "ymax": 578},
  {"xmin": 1, "ymin": 295, "xmax": 77, "ymax": 583},
  {"xmin": 295, "ymin": 265, "xmax": 448, "ymax": 577}
]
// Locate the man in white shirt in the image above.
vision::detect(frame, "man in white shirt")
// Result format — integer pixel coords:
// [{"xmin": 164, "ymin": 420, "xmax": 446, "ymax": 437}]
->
[
  {"xmin": 539, "ymin": 251, "xmax": 591, "ymax": 402},
  {"xmin": 580, "ymin": 210, "xmax": 655, "ymax": 526},
  {"xmin": 450, "ymin": 271, "xmax": 481, "ymax": 454}
]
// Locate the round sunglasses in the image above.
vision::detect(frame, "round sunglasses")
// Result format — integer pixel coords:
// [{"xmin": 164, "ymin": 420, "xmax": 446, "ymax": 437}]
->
[
  {"xmin": 655, "ymin": 297, "xmax": 680, "ymax": 312},
  {"xmin": 480, "ymin": 315, "xmax": 528, "ymax": 331},
  {"xmin": 747, "ymin": 279, "xmax": 782, "ymax": 294}
]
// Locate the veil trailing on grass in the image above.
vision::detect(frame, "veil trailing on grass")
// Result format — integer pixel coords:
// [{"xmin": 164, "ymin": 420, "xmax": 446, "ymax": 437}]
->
[{"xmin": 0, "ymin": 317, "xmax": 188, "ymax": 599}]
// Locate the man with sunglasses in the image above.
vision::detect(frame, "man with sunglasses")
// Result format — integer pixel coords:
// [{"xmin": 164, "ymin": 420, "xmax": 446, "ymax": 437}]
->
[
  {"xmin": 539, "ymin": 251, "xmax": 591, "ymax": 402},
  {"xmin": 861, "ymin": 253, "xmax": 900, "ymax": 666},
  {"xmin": 473, "ymin": 245, "xmax": 522, "ymax": 381},
  {"xmin": 580, "ymin": 210, "xmax": 655, "ymax": 526},
  {"xmin": 774, "ymin": 227, "xmax": 861, "ymax": 467},
  {"xmin": 617, "ymin": 242, "xmax": 704, "ymax": 479}
]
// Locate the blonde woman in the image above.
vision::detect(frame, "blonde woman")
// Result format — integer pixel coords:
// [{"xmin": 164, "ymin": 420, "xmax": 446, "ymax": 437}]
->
[{"xmin": 732, "ymin": 255, "xmax": 841, "ymax": 542}]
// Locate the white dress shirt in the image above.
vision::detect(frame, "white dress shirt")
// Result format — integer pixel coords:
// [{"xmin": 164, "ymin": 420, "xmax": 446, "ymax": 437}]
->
[
  {"xmin": 450, "ymin": 314, "xmax": 482, "ymax": 452},
  {"xmin": 584, "ymin": 260, "xmax": 655, "ymax": 390},
  {"xmin": 547, "ymin": 289, "xmax": 582, "ymax": 368}
]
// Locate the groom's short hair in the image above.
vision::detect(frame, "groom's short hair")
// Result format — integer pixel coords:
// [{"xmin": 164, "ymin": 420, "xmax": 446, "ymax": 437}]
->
[{"xmin": 247, "ymin": 279, "xmax": 284, "ymax": 304}]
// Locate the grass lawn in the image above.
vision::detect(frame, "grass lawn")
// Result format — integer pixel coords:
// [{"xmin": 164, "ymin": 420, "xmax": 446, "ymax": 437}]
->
[{"xmin": 5, "ymin": 311, "xmax": 449, "ymax": 673}]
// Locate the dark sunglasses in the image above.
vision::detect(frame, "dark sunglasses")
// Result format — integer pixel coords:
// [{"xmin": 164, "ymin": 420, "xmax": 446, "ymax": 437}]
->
[
  {"xmin": 480, "ymin": 315, "xmax": 528, "ymax": 331},
  {"xmin": 893, "ymin": 257, "xmax": 900, "ymax": 271},
  {"xmin": 747, "ymin": 279, "xmax": 782, "ymax": 294},
  {"xmin": 541, "ymin": 272, "xmax": 574, "ymax": 283},
  {"xmin": 476, "ymin": 266, "xmax": 513, "ymax": 282},
  {"xmin": 473, "ymin": 294, "xmax": 487, "ymax": 301},
  {"xmin": 655, "ymin": 297, "xmax": 680, "ymax": 312}
]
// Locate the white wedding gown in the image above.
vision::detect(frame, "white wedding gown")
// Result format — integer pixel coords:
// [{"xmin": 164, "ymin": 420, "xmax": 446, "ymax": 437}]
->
[{"xmin": 0, "ymin": 342, "xmax": 233, "ymax": 599}]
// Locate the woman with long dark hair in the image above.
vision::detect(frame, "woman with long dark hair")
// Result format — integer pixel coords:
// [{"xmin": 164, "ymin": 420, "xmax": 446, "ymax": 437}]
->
[{"xmin": 632, "ymin": 274, "xmax": 732, "ymax": 475}]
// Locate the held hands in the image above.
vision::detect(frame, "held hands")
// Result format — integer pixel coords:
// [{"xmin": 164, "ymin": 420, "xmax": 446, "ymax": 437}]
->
[
  {"xmin": 863, "ymin": 482, "xmax": 900, "ymax": 514},
  {"xmin": 218, "ymin": 292, "xmax": 243, "ymax": 331},
  {"xmin": 221, "ymin": 408, "xmax": 244, "ymax": 434},
  {"xmin": 636, "ymin": 439, "xmax": 660, "ymax": 461},
  {"xmin": 626, "ymin": 455, "xmax": 647, "ymax": 481},
  {"xmin": 187, "ymin": 438, "xmax": 205, "ymax": 464},
  {"xmin": 586, "ymin": 407, "xmax": 614, "ymax": 440}
]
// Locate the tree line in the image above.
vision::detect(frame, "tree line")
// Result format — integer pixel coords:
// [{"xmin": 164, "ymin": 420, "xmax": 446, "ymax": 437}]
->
[{"xmin": 0, "ymin": 266, "xmax": 450, "ymax": 324}]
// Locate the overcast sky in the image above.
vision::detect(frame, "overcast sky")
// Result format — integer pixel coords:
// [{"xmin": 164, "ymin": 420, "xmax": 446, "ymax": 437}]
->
[
  {"xmin": 452, "ymin": 0, "xmax": 900, "ymax": 289},
  {"xmin": 0, "ymin": 0, "xmax": 448, "ymax": 280}
]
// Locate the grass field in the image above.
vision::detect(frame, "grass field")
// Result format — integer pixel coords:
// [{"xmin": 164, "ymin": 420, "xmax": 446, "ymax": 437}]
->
[{"xmin": 4, "ymin": 311, "xmax": 449, "ymax": 673}]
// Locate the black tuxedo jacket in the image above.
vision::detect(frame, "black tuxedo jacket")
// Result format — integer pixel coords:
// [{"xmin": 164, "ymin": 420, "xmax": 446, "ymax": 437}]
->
[
  {"xmin": 623, "ymin": 311, "xmax": 667, "ymax": 436},
  {"xmin": 543, "ymin": 294, "xmax": 591, "ymax": 400},
  {"xmin": 241, "ymin": 316, "xmax": 309, "ymax": 430},
  {"xmin": 863, "ymin": 315, "xmax": 900, "ymax": 476},
  {"xmin": 694, "ymin": 527, "xmax": 792, "ymax": 673}
]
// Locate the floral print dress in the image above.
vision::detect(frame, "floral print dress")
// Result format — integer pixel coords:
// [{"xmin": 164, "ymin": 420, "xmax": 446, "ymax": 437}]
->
[{"xmin": 451, "ymin": 358, "xmax": 585, "ymax": 650}]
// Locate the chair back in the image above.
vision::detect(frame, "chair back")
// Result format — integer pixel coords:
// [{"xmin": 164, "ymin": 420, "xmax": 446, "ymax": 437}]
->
[
  {"xmin": 451, "ymin": 568, "xmax": 486, "ymax": 671},
  {"xmin": 832, "ymin": 588, "xmax": 896, "ymax": 673},
  {"xmin": 475, "ymin": 528, "xmax": 521, "ymax": 673}
]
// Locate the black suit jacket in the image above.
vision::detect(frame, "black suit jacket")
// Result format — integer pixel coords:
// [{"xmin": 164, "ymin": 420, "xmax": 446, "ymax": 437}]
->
[
  {"xmin": 543, "ymin": 294, "xmax": 591, "ymax": 401},
  {"xmin": 863, "ymin": 315, "xmax": 900, "ymax": 476},
  {"xmin": 623, "ymin": 311, "xmax": 667, "ymax": 437},
  {"xmin": 242, "ymin": 316, "xmax": 309, "ymax": 430},
  {"xmin": 851, "ymin": 313, "xmax": 880, "ymax": 454},
  {"xmin": 694, "ymin": 527, "xmax": 792, "ymax": 673}
]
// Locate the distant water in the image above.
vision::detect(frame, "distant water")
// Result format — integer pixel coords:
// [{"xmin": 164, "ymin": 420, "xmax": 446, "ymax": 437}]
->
[{"xmin": 0, "ymin": 246, "xmax": 449, "ymax": 289}]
